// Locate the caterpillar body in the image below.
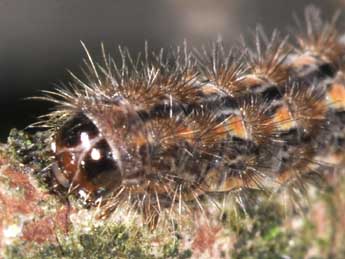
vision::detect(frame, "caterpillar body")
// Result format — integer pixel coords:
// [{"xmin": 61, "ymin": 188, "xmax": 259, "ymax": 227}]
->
[{"xmin": 37, "ymin": 7, "xmax": 345, "ymax": 227}]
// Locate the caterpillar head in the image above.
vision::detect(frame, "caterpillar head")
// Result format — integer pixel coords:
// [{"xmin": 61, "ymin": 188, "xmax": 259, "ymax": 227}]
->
[
  {"xmin": 50, "ymin": 94, "xmax": 153, "ymax": 203},
  {"xmin": 52, "ymin": 112, "xmax": 120, "ymax": 198}
]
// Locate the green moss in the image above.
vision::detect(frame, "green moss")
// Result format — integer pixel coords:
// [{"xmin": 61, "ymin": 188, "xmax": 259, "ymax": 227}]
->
[
  {"xmin": 4, "ymin": 222, "xmax": 191, "ymax": 259},
  {"xmin": 227, "ymin": 203, "xmax": 306, "ymax": 258},
  {"xmin": 7, "ymin": 128, "xmax": 52, "ymax": 168},
  {"xmin": 214, "ymin": 185, "xmax": 345, "ymax": 259},
  {"xmin": 6, "ymin": 129, "xmax": 58, "ymax": 192},
  {"xmin": 160, "ymin": 239, "xmax": 192, "ymax": 259}
]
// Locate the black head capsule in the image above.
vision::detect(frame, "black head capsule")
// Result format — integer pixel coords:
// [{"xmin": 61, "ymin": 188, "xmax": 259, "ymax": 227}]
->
[{"xmin": 51, "ymin": 112, "xmax": 122, "ymax": 198}]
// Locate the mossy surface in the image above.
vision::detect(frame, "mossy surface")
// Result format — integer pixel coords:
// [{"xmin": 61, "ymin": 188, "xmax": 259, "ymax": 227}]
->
[
  {"xmin": 7, "ymin": 129, "xmax": 52, "ymax": 167},
  {"xmin": 4, "ymin": 223, "xmax": 192, "ymax": 259}
]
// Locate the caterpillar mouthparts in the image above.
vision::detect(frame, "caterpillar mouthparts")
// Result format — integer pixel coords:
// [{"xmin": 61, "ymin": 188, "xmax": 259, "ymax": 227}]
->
[{"xmin": 35, "ymin": 6, "xmax": 345, "ymax": 227}]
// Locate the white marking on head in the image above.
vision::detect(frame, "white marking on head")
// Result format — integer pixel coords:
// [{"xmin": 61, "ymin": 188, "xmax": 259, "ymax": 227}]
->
[
  {"xmin": 80, "ymin": 132, "xmax": 91, "ymax": 149},
  {"xmin": 90, "ymin": 148, "xmax": 101, "ymax": 160}
]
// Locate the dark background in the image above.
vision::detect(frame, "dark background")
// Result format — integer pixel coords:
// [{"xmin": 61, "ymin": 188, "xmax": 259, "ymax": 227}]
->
[{"xmin": 0, "ymin": 0, "xmax": 339, "ymax": 141}]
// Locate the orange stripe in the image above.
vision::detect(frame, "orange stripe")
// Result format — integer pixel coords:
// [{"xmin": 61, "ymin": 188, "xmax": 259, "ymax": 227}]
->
[
  {"xmin": 327, "ymin": 83, "xmax": 345, "ymax": 110},
  {"xmin": 176, "ymin": 126, "xmax": 196, "ymax": 143},
  {"xmin": 272, "ymin": 105, "xmax": 296, "ymax": 131},
  {"xmin": 226, "ymin": 115, "xmax": 248, "ymax": 140}
]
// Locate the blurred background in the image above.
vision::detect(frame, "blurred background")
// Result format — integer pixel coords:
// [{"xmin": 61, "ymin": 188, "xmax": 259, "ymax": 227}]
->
[{"xmin": 0, "ymin": 0, "xmax": 340, "ymax": 141}]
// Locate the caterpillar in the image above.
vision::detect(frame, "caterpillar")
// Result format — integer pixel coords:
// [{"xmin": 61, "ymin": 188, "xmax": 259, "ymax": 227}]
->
[{"xmin": 34, "ymin": 6, "xmax": 345, "ymax": 228}]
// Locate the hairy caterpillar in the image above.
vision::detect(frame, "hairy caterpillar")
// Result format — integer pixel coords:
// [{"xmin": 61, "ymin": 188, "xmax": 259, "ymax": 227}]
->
[{"xmin": 34, "ymin": 6, "xmax": 345, "ymax": 228}]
